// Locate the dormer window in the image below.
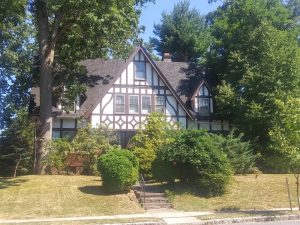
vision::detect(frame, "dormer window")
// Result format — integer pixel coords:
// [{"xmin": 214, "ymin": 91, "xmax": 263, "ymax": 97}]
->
[
  {"xmin": 200, "ymin": 98, "xmax": 210, "ymax": 114},
  {"xmin": 194, "ymin": 83, "xmax": 213, "ymax": 115},
  {"xmin": 134, "ymin": 61, "xmax": 146, "ymax": 80}
]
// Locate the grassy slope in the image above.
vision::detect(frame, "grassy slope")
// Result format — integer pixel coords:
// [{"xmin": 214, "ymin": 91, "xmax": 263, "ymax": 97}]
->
[
  {"xmin": 0, "ymin": 175, "xmax": 143, "ymax": 219},
  {"xmin": 171, "ymin": 174, "xmax": 299, "ymax": 211}
]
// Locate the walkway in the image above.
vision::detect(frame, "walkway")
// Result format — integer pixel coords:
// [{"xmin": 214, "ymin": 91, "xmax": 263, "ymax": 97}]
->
[
  {"xmin": 0, "ymin": 210, "xmax": 211, "ymax": 224},
  {"xmin": 1, "ymin": 208, "xmax": 300, "ymax": 224}
]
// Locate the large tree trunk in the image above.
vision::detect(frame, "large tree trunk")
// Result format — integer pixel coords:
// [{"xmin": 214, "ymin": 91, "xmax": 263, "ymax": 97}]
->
[{"xmin": 34, "ymin": 0, "xmax": 54, "ymax": 174}]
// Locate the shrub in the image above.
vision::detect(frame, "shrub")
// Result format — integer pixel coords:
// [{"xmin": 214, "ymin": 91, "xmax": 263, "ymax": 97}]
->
[
  {"xmin": 129, "ymin": 113, "xmax": 177, "ymax": 178},
  {"xmin": 97, "ymin": 149, "xmax": 139, "ymax": 193},
  {"xmin": 45, "ymin": 124, "xmax": 118, "ymax": 175},
  {"xmin": 132, "ymin": 147, "xmax": 156, "ymax": 178},
  {"xmin": 155, "ymin": 129, "xmax": 232, "ymax": 196},
  {"xmin": 212, "ymin": 131, "xmax": 257, "ymax": 174},
  {"xmin": 46, "ymin": 138, "xmax": 73, "ymax": 174},
  {"xmin": 152, "ymin": 155, "xmax": 177, "ymax": 183},
  {"xmin": 73, "ymin": 124, "xmax": 118, "ymax": 175}
]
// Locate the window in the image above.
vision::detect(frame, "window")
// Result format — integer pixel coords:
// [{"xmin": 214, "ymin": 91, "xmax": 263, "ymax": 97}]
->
[
  {"xmin": 155, "ymin": 96, "xmax": 164, "ymax": 113},
  {"xmin": 129, "ymin": 95, "xmax": 139, "ymax": 113},
  {"xmin": 62, "ymin": 131, "xmax": 76, "ymax": 139},
  {"xmin": 199, "ymin": 98, "xmax": 210, "ymax": 115},
  {"xmin": 142, "ymin": 96, "xmax": 151, "ymax": 114},
  {"xmin": 134, "ymin": 61, "xmax": 145, "ymax": 79},
  {"xmin": 52, "ymin": 130, "xmax": 61, "ymax": 139},
  {"xmin": 115, "ymin": 95, "xmax": 125, "ymax": 113}
]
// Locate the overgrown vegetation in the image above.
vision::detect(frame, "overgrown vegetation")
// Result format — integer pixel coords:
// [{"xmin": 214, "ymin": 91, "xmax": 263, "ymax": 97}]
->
[
  {"xmin": 212, "ymin": 131, "xmax": 258, "ymax": 174},
  {"xmin": 153, "ymin": 129, "xmax": 233, "ymax": 196},
  {"xmin": 45, "ymin": 124, "xmax": 117, "ymax": 175},
  {"xmin": 97, "ymin": 149, "xmax": 139, "ymax": 193},
  {"xmin": 0, "ymin": 109, "xmax": 34, "ymax": 177},
  {"xmin": 129, "ymin": 113, "xmax": 177, "ymax": 178}
]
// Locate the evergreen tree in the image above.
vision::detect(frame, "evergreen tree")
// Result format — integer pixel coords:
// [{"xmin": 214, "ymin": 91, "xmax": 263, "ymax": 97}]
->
[{"xmin": 150, "ymin": 0, "xmax": 210, "ymax": 62}]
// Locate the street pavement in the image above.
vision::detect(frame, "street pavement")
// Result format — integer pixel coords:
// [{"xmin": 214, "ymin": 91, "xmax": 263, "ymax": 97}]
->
[{"xmin": 231, "ymin": 220, "xmax": 300, "ymax": 225}]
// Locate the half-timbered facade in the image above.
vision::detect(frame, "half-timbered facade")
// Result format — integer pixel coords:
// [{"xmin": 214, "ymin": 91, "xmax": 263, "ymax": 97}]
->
[{"xmin": 31, "ymin": 45, "xmax": 229, "ymax": 146}]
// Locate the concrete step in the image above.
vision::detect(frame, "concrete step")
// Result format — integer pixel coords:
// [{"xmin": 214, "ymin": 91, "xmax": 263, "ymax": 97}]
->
[
  {"xmin": 139, "ymin": 196, "xmax": 169, "ymax": 203},
  {"xmin": 136, "ymin": 191, "xmax": 167, "ymax": 198},
  {"xmin": 142, "ymin": 202, "xmax": 172, "ymax": 210}
]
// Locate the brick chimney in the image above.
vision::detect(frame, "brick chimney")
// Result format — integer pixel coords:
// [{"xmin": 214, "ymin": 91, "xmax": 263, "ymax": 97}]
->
[{"xmin": 163, "ymin": 53, "xmax": 172, "ymax": 62}]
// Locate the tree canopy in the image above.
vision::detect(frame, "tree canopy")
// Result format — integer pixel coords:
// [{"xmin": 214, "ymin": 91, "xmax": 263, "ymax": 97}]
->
[
  {"xmin": 208, "ymin": 0, "xmax": 300, "ymax": 155},
  {"xmin": 150, "ymin": 0, "xmax": 211, "ymax": 62},
  {"xmin": 0, "ymin": 0, "xmax": 154, "ymax": 174}
]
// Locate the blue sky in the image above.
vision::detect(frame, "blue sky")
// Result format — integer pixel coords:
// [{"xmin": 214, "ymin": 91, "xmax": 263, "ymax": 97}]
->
[{"xmin": 139, "ymin": 0, "xmax": 222, "ymax": 42}]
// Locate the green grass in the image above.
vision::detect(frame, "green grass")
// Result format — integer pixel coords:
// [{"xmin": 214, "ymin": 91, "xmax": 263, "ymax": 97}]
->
[
  {"xmin": 2, "ymin": 218, "xmax": 163, "ymax": 225},
  {"xmin": 0, "ymin": 175, "xmax": 144, "ymax": 219},
  {"xmin": 169, "ymin": 174, "xmax": 300, "ymax": 211}
]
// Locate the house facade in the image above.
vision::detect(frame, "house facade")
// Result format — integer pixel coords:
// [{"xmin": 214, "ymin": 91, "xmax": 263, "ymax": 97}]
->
[{"xmin": 31, "ymin": 46, "xmax": 229, "ymax": 147}]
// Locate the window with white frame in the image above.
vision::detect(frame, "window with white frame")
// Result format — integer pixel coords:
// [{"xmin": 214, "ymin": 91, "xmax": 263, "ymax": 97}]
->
[
  {"xmin": 134, "ymin": 61, "xmax": 146, "ymax": 80},
  {"xmin": 142, "ymin": 96, "xmax": 151, "ymax": 114},
  {"xmin": 115, "ymin": 95, "xmax": 125, "ymax": 113},
  {"xmin": 155, "ymin": 96, "xmax": 165, "ymax": 113},
  {"xmin": 129, "ymin": 95, "xmax": 139, "ymax": 113}
]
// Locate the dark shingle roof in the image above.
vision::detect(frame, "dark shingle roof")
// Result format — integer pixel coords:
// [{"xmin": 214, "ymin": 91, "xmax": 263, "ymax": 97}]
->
[
  {"xmin": 155, "ymin": 61, "xmax": 190, "ymax": 103},
  {"xmin": 79, "ymin": 58, "xmax": 125, "ymax": 115},
  {"xmin": 31, "ymin": 47, "xmax": 214, "ymax": 119}
]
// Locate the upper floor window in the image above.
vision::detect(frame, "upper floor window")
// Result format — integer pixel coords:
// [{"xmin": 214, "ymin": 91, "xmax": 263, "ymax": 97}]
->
[
  {"xmin": 155, "ymin": 96, "xmax": 165, "ymax": 113},
  {"xmin": 142, "ymin": 96, "xmax": 151, "ymax": 114},
  {"xmin": 196, "ymin": 84, "xmax": 213, "ymax": 115},
  {"xmin": 134, "ymin": 61, "xmax": 146, "ymax": 80},
  {"xmin": 129, "ymin": 95, "xmax": 139, "ymax": 113},
  {"xmin": 199, "ymin": 98, "xmax": 210, "ymax": 115},
  {"xmin": 115, "ymin": 95, "xmax": 125, "ymax": 113}
]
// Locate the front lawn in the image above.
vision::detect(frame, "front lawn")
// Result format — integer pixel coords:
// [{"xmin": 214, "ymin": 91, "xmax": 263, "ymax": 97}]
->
[
  {"xmin": 169, "ymin": 174, "xmax": 299, "ymax": 211},
  {"xmin": 0, "ymin": 175, "xmax": 144, "ymax": 219}
]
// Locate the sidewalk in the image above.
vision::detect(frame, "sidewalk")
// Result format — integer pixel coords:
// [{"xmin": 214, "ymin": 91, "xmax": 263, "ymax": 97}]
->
[{"xmin": 1, "ymin": 208, "xmax": 300, "ymax": 225}]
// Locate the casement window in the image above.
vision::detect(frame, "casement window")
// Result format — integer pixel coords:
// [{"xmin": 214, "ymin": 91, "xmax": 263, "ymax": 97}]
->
[
  {"xmin": 115, "ymin": 95, "xmax": 125, "ymax": 113},
  {"xmin": 134, "ymin": 61, "xmax": 146, "ymax": 80},
  {"xmin": 155, "ymin": 96, "xmax": 165, "ymax": 113},
  {"xmin": 142, "ymin": 96, "xmax": 151, "ymax": 114},
  {"xmin": 129, "ymin": 95, "xmax": 139, "ymax": 113}
]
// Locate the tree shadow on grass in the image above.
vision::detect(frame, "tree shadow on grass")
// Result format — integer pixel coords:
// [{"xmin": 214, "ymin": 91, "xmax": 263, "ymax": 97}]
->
[
  {"xmin": 0, "ymin": 177, "xmax": 28, "ymax": 189},
  {"xmin": 78, "ymin": 185, "xmax": 129, "ymax": 196},
  {"xmin": 164, "ymin": 182, "xmax": 207, "ymax": 197}
]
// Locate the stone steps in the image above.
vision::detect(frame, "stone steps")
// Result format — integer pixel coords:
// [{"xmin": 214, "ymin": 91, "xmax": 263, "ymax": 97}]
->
[
  {"xmin": 134, "ymin": 185, "xmax": 172, "ymax": 210},
  {"xmin": 142, "ymin": 202, "xmax": 171, "ymax": 210}
]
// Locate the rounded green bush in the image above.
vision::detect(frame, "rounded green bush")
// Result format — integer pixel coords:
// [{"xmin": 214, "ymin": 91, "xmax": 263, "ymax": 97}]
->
[
  {"xmin": 152, "ymin": 156, "xmax": 177, "ymax": 183},
  {"xmin": 97, "ymin": 149, "xmax": 139, "ymax": 193},
  {"xmin": 155, "ymin": 129, "xmax": 233, "ymax": 196}
]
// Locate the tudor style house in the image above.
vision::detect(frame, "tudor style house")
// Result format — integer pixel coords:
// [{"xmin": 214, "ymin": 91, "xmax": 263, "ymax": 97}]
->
[{"xmin": 31, "ymin": 45, "xmax": 229, "ymax": 147}]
